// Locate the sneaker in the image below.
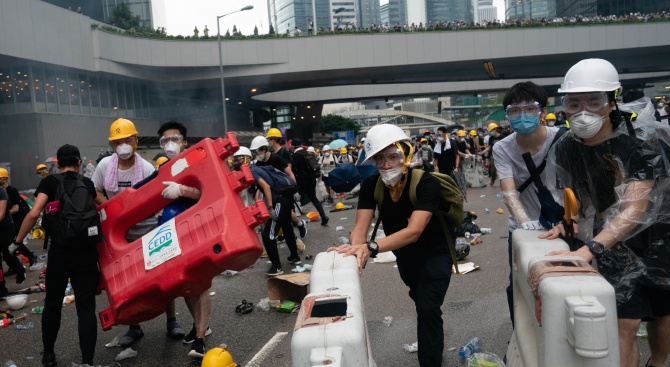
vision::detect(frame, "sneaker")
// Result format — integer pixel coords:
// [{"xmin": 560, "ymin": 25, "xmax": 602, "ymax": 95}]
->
[
  {"xmin": 260, "ymin": 250, "xmax": 268, "ymax": 258},
  {"xmin": 167, "ymin": 319, "xmax": 185, "ymax": 340},
  {"xmin": 296, "ymin": 239, "xmax": 305, "ymax": 253},
  {"xmin": 321, "ymin": 216, "xmax": 330, "ymax": 226},
  {"xmin": 188, "ymin": 337, "xmax": 206, "ymax": 358},
  {"xmin": 266, "ymin": 265, "xmax": 284, "ymax": 277},
  {"xmin": 297, "ymin": 223, "xmax": 307, "ymax": 238},
  {"xmin": 119, "ymin": 326, "xmax": 144, "ymax": 347},
  {"xmin": 39, "ymin": 267, "xmax": 47, "ymax": 279},
  {"xmin": 183, "ymin": 323, "xmax": 212, "ymax": 344},
  {"xmin": 41, "ymin": 351, "xmax": 57, "ymax": 367},
  {"xmin": 16, "ymin": 267, "xmax": 26, "ymax": 284},
  {"xmin": 287, "ymin": 256, "xmax": 302, "ymax": 265}
]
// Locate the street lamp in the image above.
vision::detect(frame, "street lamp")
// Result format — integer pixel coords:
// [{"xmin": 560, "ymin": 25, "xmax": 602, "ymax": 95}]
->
[{"xmin": 217, "ymin": 5, "xmax": 254, "ymax": 133}]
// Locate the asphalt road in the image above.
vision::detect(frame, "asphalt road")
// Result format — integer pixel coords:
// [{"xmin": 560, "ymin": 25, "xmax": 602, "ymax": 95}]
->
[{"xmin": 0, "ymin": 181, "xmax": 660, "ymax": 367}]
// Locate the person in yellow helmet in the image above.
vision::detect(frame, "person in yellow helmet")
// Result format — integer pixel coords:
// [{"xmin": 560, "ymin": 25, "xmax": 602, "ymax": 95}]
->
[
  {"xmin": 36, "ymin": 164, "xmax": 49, "ymax": 179},
  {"xmin": 1, "ymin": 167, "xmax": 37, "ymax": 273},
  {"xmin": 544, "ymin": 112, "xmax": 557, "ymax": 127},
  {"xmin": 91, "ymin": 118, "xmax": 185, "ymax": 348},
  {"xmin": 339, "ymin": 147, "xmax": 353, "ymax": 163},
  {"xmin": 0, "ymin": 167, "xmax": 28, "ymax": 288},
  {"xmin": 479, "ymin": 122, "xmax": 503, "ymax": 186}
]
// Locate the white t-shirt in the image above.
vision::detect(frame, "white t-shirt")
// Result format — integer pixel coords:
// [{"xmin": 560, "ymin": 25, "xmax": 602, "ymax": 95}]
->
[
  {"xmin": 493, "ymin": 127, "xmax": 559, "ymax": 231},
  {"xmin": 320, "ymin": 154, "xmax": 338, "ymax": 176},
  {"xmin": 92, "ymin": 155, "xmax": 158, "ymax": 240}
]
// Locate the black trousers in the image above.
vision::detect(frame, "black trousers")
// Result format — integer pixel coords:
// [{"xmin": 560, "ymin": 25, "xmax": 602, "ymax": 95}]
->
[
  {"xmin": 0, "ymin": 228, "xmax": 23, "ymax": 281},
  {"xmin": 262, "ymin": 195, "xmax": 299, "ymax": 268},
  {"xmin": 42, "ymin": 243, "xmax": 99, "ymax": 363},
  {"xmin": 396, "ymin": 252, "xmax": 452, "ymax": 367},
  {"xmin": 299, "ymin": 180, "xmax": 327, "ymax": 220}
]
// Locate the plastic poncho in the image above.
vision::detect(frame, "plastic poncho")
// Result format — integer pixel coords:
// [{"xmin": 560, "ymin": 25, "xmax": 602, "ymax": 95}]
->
[
  {"xmin": 545, "ymin": 112, "xmax": 670, "ymax": 304},
  {"xmin": 619, "ymin": 96, "xmax": 657, "ymax": 125}
]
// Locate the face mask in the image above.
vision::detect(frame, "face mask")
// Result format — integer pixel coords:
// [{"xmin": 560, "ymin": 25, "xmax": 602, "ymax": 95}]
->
[
  {"xmin": 488, "ymin": 131, "xmax": 495, "ymax": 137},
  {"xmin": 424, "ymin": 135, "xmax": 430, "ymax": 139},
  {"xmin": 458, "ymin": 137, "xmax": 465, "ymax": 142},
  {"xmin": 478, "ymin": 133, "xmax": 483, "ymax": 137},
  {"xmin": 116, "ymin": 144, "xmax": 134, "ymax": 160},
  {"xmin": 255, "ymin": 153, "xmax": 266, "ymax": 162},
  {"xmin": 509, "ymin": 114, "xmax": 540, "ymax": 136},
  {"xmin": 164, "ymin": 142, "xmax": 181, "ymax": 159},
  {"xmin": 436, "ymin": 136, "xmax": 444, "ymax": 142},
  {"xmin": 232, "ymin": 163, "xmax": 242, "ymax": 171},
  {"xmin": 325, "ymin": 153, "xmax": 331, "ymax": 157},
  {"xmin": 421, "ymin": 144, "xmax": 428, "ymax": 149},
  {"xmin": 547, "ymin": 121, "xmax": 556, "ymax": 127},
  {"xmin": 570, "ymin": 111, "xmax": 607, "ymax": 139},
  {"xmin": 379, "ymin": 166, "xmax": 404, "ymax": 186},
  {"xmin": 557, "ymin": 117, "xmax": 564, "ymax": 123}
]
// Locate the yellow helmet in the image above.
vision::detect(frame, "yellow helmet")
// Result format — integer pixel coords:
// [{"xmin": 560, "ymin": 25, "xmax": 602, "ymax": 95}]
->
[
  {"xmin": 0, "ymin": 168, "xmax": 8, "ymax": 179},
  {"xmin": 109, "ymin": 118, "xmax": 139, "ymax": 141},
  {"xmin": 202, "ymin": 347, "xmax": 237, "ymax": 367},
  {"xmin": 155, "ymin": 156, "xmax": 169, "ymax": 169},
  {"xmin": 340, "ymin": 147, "xmax": 347, "ymax": 154},
  {"xmin": 36, "ymin": 164, "xmax": 48, "ymax": 174},
  {"xmin": 545, "ymin": 113, "xmax": 556, "ymax": 121},
  {"xmin": 469, "ymin": 130, "xmax": 477, "ymax": 136},
  {"xmin": 335, "ymin": 202, "xmax": 345, "ymax": 210},
  {"xmin": 457, "ymin": 130, "xmax": 466, "ymax": 137},
  {"xmin": 487, "ymin": 122, "xmax": 499, "ymax": 132},
  {"xmin": 266, "ymin": 128, "xmax": 283, "ymax": 139}
]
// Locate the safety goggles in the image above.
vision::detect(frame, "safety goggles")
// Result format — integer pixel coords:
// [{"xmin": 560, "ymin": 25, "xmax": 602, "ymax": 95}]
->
[
  {"xmin": 505, "ymin": 101, "xmax": 541, "ymax": 119},
  {"xmin": 159, "ymin": 135, "xmax": 184, "ymax": 147},
  {"xmin": 370, "ymin": 147, "xmax": 404, "ymax": 169},
  {"xmin": 561, "ymin": 92, "xmax": 609, "ymax": 114},
  {"xmin": 251, "ymin": 146, "xmax": 268, "ymax": 155}
]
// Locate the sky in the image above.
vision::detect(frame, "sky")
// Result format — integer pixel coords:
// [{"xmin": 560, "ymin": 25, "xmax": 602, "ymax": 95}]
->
[{"xmin": 163, "ymin": 0, "xmax": 506, "ymax": 37}]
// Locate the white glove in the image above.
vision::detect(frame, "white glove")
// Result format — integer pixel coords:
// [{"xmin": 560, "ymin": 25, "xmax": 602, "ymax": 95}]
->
[
  {"xmin": 521, "ymin": 220, "xmax": 544, "ymax": 230},
  {"xmin": 162, "ymin": 181, "xmax": 182, "ymax": 199}
]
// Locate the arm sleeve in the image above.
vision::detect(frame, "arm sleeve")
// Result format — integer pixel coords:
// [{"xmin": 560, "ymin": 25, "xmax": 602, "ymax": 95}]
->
[
  {"xmin": 35, "ymin": 176, "xmax": 54, "ymax": 198},
  {"xmin": 492, "ymin": 143, "xmax": 513, "ymax": 180},
  {"xmin": 414, "ymin": 173, "xmax": 440, "ymax": 213},
  {"xmin": 358, "ymin": 175, "xmax": 379, "ymax": 210}
]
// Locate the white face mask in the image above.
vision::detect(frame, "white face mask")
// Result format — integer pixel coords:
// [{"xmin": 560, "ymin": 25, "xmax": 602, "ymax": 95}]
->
[
  {"xmin": 436, "ymin": 136, "xmax": 444, "ymax": 142},
  {"xmin": 324, "ymin": 153, "xmax": 331, "ymax": 157},
  {"xmin": 547, "ymin": 121, "xmax": 556, "ymax": 127},
  {"xmin": 379, "ymin": 166, "xmax": 404, "ymax": 186},
  {"xmin": 255, "ymin": 153, "xmax": 266, "ymax": 162},
  {"xmin": 116, "ymin": 144, "xmax": 134, "ymax": 160},
  {"xmin": 570, "ymin": 111, "xmax": 607, "ymax": 139},
  {"xmin": 164, "ymin": 142, "xmax": 181, "ymax": 159}
]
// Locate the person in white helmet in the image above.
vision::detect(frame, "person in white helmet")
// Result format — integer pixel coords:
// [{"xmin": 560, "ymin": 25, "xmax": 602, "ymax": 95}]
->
[
  {"xmin": 319, "ymin": 144, "xmax": 338, "ymax": 203},
  {"xmin": 540, "ymin": 58, "xmax": 670, "ymax": 367},
  {"xmin": 328, "ymin": 124, "xmax": 453, "ymax": 367}
]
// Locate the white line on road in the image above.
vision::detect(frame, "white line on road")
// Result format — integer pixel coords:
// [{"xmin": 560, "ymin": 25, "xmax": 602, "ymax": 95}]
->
[{"xmin": 245, "ymin": 331, "xmax": 289, "ymax": 367}]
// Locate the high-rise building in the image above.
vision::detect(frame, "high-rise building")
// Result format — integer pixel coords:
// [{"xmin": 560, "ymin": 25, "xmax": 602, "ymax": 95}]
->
[
  {"xmin": 476, "ymin": 0, "xmax": 498, "ymax": 23},
  {"xmin": 331, "ymin": 0, "xmax": 357, "ymax": 29},
  {"xmin": 507, "ymin": 0, "xmax": 555, "ymax": 19},
  {"xmin": 426, "ymin": 0, "xmax": 473, "ymax": 23},
  {"xmin": 358, "ymin": 0, "xmax": 381, "ymax": 29},
  {"xmin": 381, "ymin": 3, "xmax": 389, "ymax": 25},
  {"xmin": 101, "ymin": 0, "xmax": 165, "ymax": 29},
  {"xmin": 407, "ymin": 0, "xmax": 427, "ymax": 25},
  {"xmin": 387, "ymin": 0, "xmax": 408, "ymax": 27}
]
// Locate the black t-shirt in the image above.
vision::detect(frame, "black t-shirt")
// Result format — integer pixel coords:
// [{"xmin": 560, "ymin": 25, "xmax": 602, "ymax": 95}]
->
[
  {"xmin": 7, "ymin": 185, "xmax": 25, "ymax": 226},
  {"xmin": 276, "ymin": 148, "xmax": 293, "ymax": 166},
  {"xmin": 456, "ymin": 139, "xmax": 469, "ymax": 154},
  {"xmin": 433, "ymin": 139, "xmax": 458, "ymax": 174},
  {"xmin": 358, "ymin": 169, "xmax": 451, "ymax": 263},
  {"xmin": 256, "ymin": 153, "xmax": 289, "ymax": 173},
  {"xmin": 0, "ymin": 186, "xmax": 12, "ymax": 229},
  {"xmin": 487, "ymin": 134, "xmax": 503, "ymax": 158},
  {"xmin": 292, "ymin": 150, "xmax": 314, "ymax": 184}
]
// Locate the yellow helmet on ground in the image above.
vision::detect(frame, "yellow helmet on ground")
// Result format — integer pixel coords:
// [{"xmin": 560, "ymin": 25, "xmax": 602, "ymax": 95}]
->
[
  {"xmin": 469, "ymin": 130, "xmax": 477, "ymax": 136},
  {"xmin": 487, "ymin": 122, "xmax": 499, "ymax": 132},
  {"xmin": 457, "ymin": 130, "xmax": 466, "ymax": 137},
  {"xmin": 155, "ymin": 156, "xmax": 169, "ymax": 169},
  {"xmin": 340, "ymin": 147, "xmax": 347, "ymax": 154},
  {"xmin": 266, "ymin": 128, "xmax": 283, "ymax": 139},
  {"xmin": 335, "ymin": 202, "xmax": 345, "ymax": 210},
  {"xmin": 109, "ymin": 118, "xmax": 138, "ymax": 141},
  {"xmin": 202, "ymin": 347, "xmax": 237, "ymax": 367},
  {"xmin": 0, "ymin": 168, "xmax": 8, "ymax": 179}
]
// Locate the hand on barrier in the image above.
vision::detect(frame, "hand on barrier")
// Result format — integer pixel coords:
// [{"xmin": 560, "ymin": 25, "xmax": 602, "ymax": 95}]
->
[
  {"xmin": 539, "ymin": 222, "xmax": 579, "ymax": 240},
  {"xmin": 162, "ymin": 181, "xmax": 182, "ymax": 199},
  {"xmin": 327, "ymin": 243, "xmax": 370, "ymax": 275},
  {"xmin": 521, "ymin": 220, "xmax": 544, "ymax": 230}
]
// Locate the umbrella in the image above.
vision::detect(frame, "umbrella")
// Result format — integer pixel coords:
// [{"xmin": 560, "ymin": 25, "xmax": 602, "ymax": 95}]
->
[
  {"xmin": 450, "ymin": 171, "xmax": 467, "ymax": 202},
  {"xmin": 45, "ymin": 157, "xmax": 57, "ymax": 164},
  {"xmin": 522, "ymin": 152, "xmax": 563, "ymax": 230},
  {"xmin": 445, "ymin": 124, "xmax": 465, "ymax": 132},
  {"xmin": 328, "ymin": 163, "xmax": 361, "ymax": 192},
  {"xmin": 356, "ymin": 163, "xmax": 378, "ymax": 182},
  {"xmin": 563, "ymin": 188, "xmax": 580, "ymax": 251},
  {"xmin": 328, "ymin": 139, "xmax": 348, "ymax": 149}
]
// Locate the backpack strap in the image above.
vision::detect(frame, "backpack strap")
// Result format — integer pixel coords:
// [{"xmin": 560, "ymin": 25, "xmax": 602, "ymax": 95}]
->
[
  {"xmin": 518, "ymin": 129, "xmax": 566, "ymax": 194},
  {"xmin": 370, "ymin": 176, "xmax": 386, "ymax": 242}
]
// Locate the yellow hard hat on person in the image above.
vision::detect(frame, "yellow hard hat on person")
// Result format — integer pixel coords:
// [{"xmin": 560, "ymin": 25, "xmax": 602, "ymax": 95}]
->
[
  {"xmin": 0, "ymin": 168, "xmax": 8, "ymax": 179},
  {"xmin": 36, "ymin": 164, "xmax": 48, "ymax": 174},
  {"xmin": 487, "ymin": 122, "xmax": 499, "ymax": 132},
  {"xmin": 457, "ymin": 130, "xmax": 466, "ymax": 137},
  {"xmin": 335, "ymin": 202, "xmax": 345, "ymax": 210},
  {"xmin": 469, "ymin": 130, "xmax": 477, "ymax": 136},
  {"xmin": 155, "ymin": 156, "xmax": 169, "ymax": 169},
  {"xmin": 340, "ymin": 147, "xmax": 347, "ymax": 154},
  {"xmin": 420, "ymin": 138, "xmax": 428, "ymax": 143},
  {"xmin": 202, "ymin": 347, "xmax": 237, "ymax": 367},
  {"xmin": 266, "ymin": 128, "xmax": 283, "ymax": 139},
  {"xmin": 545, "ymin": 113, "xmax": 556, "ymax": 121},
  {"xmin": 109, "ymin": 118, "xmax": 138, "ymax": 141}
]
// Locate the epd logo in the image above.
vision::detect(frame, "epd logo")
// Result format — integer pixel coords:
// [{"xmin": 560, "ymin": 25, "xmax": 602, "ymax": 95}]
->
[{"xmin": 148, "ymin": 224, "xmax": 173, "ymax": 255}]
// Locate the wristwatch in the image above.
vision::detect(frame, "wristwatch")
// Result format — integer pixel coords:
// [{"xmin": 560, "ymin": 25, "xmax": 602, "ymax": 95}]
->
[
  {"xmin": 367, "ymin": 240, "xmax": 379, "ymax": 258},
  {"xmin": 586, "ymin": 240, "xmax": 606, "ymax": 258}
]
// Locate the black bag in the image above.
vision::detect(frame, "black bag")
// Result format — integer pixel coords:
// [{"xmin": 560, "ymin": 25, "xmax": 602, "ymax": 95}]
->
[
  {"xmin": 44, "ymin": 174, "xmax": 100, "ymax": 247},
  {"xmin": 251, "ymin": 165, "xmax": 298, "ymax": 196},
  {"xmin": 295, "ymin": 150, "xmax": 321, "ymax": 179},
  {"xmin": 454, "ymin": 211, "xmax": 481, "ymax": 237}
]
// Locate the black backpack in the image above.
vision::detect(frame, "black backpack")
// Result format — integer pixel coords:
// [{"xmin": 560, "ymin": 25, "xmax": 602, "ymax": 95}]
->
[
  {"xmin": 45, "ymin": 174, "xmax": 100, "ymax": 247},
  {"xmin": 295, "ymin": 150, "xmax": 321, "ymax": 179},
  {"xmin": 250, "ymin": 165, "xmax": 298, "ymax": 196}
]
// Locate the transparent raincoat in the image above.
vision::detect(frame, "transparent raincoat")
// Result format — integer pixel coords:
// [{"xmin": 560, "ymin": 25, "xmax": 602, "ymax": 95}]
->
[{"xmin": 545, "ymin": 112, "xmax": 670, "ymax": 304}]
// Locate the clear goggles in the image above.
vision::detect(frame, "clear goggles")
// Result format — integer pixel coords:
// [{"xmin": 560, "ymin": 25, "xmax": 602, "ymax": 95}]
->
[
  {"xmin": 505, "ymin": 101, "xmax": 541, "ymax": 119},
  {"xmin": 561, "ymin": 92, "xmax": 609, "ymax": 114},
  {"xmin": 159, "ymin": 135, "xmax": 183, "ymax": 147},
  {"xmin": 370, "ymin": 147, "xmax": 404, "ymax": 169},
  {"xmin": 251, "ymin": 146, "xmax": 268, "ymax": 155}
]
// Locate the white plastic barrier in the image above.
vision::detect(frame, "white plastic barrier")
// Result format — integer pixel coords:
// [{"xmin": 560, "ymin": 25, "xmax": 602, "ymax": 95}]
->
[
  {"xmin": 464, "ymin": 154, "xmax": 485, "ymax": 188},
  {"xmin": 506, "ymin": 230, "xmax": 619, "ymax": 367},
  {"xmin": 291, "ymin": 251, "xmax": 377, "ymax": 367}
]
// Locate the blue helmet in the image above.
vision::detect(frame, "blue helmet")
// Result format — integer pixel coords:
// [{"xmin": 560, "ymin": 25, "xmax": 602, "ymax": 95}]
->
[{"xmin": 158, "ymin": 201, "xmax": 189, "ymax": 225}]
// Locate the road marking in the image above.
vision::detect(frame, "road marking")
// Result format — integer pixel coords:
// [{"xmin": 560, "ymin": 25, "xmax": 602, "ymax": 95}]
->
[{"xmin": 245, "ymin": 331, "xmax": 289, "ymax": 367}]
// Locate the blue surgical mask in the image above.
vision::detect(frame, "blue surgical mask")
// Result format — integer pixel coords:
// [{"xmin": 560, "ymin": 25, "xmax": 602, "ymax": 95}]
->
[{"xmin": 509, "ymin": 114, "xmax": 540, "ymax": 136}]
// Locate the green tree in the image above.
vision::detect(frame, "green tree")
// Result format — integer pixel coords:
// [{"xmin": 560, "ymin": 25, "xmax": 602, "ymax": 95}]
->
[
  {"xmin": 254, "ymin": 25, "xmax": 259, "ymax": 35},
  {"xmin": 232, "ymin": 25, "xmax": 238, "ymax": 34},
  {"xmin": 320, "ymin": 114, "xmax": 360, "ymax": 134},
  {"xmin": 269, "ymin": 24, "xmax": 275, "ymax": 35},
  {"xmin": 225, "ymin": 29, "xmax": 230, "ymax": 37},
  {"xmin": 108, "ymin": 3, "xmax": 139, "ymax": 30}
]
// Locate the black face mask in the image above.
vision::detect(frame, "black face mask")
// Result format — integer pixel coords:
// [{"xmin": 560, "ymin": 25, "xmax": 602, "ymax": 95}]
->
[{"xmin": 232, "ymin": 163, "xmax": 242, "ymax": 171}]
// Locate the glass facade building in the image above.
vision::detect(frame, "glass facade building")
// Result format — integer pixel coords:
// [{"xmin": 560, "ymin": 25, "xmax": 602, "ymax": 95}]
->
[
  {"xmin": 387, "ymin": 0, "xmax": 408, "ymax": 26},
  {"xmin": 427, "ymin": 0, "xmax": 474, "ymax": 22},
  {"xmin": 507, "ymin": 0, "xmax": 668, "ymax": 19},
  {"xmin": 102, "ymin": 0, "xmax": 154, "ymax": 28}
]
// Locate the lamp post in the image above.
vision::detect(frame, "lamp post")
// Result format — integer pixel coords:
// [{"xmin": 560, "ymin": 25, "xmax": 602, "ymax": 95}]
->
[
  {"xmin": 217, "ymin": 5, "xmax": 254, "ymax": 133},
  {"xmin": 311, "ymin": 0, "xmax": 317, "ymax": 35}
]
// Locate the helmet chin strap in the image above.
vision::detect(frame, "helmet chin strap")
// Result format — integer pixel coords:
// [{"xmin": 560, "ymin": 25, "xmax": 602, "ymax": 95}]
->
[{"xmin": 384, "ymin": 142, "xmax": 414, "ymax": 193}]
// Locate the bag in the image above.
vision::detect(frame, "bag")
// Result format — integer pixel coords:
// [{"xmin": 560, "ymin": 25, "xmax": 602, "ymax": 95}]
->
[
  {"xmin": 251, "ymin": 165, "xmax": 298, "ymax": 196},
  {"xmin": 371, "ymin": 169, "xmax": 465, "ymax": 272},
  {"xmin": 455, "ymin": 211, "xmax": 481, "ymax": 237},
  {"xmin": 296, "ymin": 150, "xmax": 321, "ymax": 179},
  {"xmin": 44, "ymin": 174, "xmax": 100, "ymax": 247}
]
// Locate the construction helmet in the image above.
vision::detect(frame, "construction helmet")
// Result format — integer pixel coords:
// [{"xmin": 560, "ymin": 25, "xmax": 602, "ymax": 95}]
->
[
  {"xmin": 420, "ymin": 138, "xmax": 428, "ymax": 143},
  {"xmin": 545, "ymin": 113, "xmax": 556, "ymax": 121},
  {"xmin": 457, "ymin": 130, "xmax": 466, "ymax": 137},
  {"xmin": 558, "ymin": 58, "xmax": 622, "ymax": 95},
  {"xmin": 340, "ymin": 147, "xmax": 347, "ymax": 154},
  {"xmin": 487, "ymin": 122, "xmax": 499, "ymax": 132},
  {"xmin": 202, "ymin": 347, "xmax": 237, "ymax": 367},
  {"xmin": 469, "ymin": 130, "xmax": 477, "ymax": 136},
  {"xmin": 266, "ymin": 128, "xmax": 283, "ymax": 139},
  {"xmin": 109, "ymin": 118, "xmax": 138, "ymax": 141},
  {"xmin": 315, "ymin": 148, "xmax": 320, "ymax": 153},
  {"xmin": 155, "ymin": 156, "xmax": 169, "ymax": 169},
  {"xmin": 250, "ymin": 136, "xmax": 270, "ymax": 151},
  {"xmin": 362, "ymin": 124, "xmax": 410, "ymax": 164},
  {"xmin": 0, "ymin": 168, "xmax": 8, "ymax": 179},
  {"xmin": 323, "ymin": 145, "xmax": 331, "ymax": 151},
  {"xmin": 234, "ymin": 146, "xmax": 252, "ymax": 158},
  {"xmin": 335, "ymin": 202, "xmax": 345, "ymax": 210},
  {"xmin": 36, "ymin": 164, "xmax": 48, "ymax": 174}
]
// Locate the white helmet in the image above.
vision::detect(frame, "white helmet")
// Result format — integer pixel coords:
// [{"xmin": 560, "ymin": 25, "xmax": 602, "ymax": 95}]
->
[
  {"xmin": 234, "ymin": 146, "xmax": 252, "ymax": 157},
  {"xmin": 250, "ymin": 136, "xmax": 269, "ymax": 151},
  {"xmin": 362, "ymin": 124, "xmax": 410, "ymax": 163},
  {"xmin": 558, "ymin": 58, "xmax": 623, "ymax": 94},
  {"xmin": 322, "ymin": 145, "xmax": 331, "ymax": 151},
  {"xmin": 306, "ymin": 146, "xmax": 315, "ymax": 153}
]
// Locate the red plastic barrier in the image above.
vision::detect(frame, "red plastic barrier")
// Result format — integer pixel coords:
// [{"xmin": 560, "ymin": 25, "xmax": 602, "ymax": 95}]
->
[{"xmin": 96, "ymin": 134, "xmax": 269, "ymax": 330}]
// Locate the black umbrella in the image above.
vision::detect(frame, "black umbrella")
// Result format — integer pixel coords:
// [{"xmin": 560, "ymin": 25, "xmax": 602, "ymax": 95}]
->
[
  {"xmin": 328, "ymin": 163, "xmax": 361, "ymax": 193},
  {"xmin": 522, "ymin": 152, "xmax": 564, "ymax": 230},
  {"xmin": 450, "ymin": 171, "xmax": 467, "ymax": 202}
]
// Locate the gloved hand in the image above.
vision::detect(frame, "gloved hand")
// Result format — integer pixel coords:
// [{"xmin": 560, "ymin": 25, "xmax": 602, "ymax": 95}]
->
[
  {"xmin": 268, "ymin": 207, "xmax": 278, "ymax": 222},
  {"xmin": 162, "ymin": 181, "xmax": 182, "ymax": 199},
  {"xmin": 521, "ymin": 220, "xmax": 544, "ymax": 230},
  {"xmin": 9, "ymin": 241, "xmax": 21, "ymax": 253}
]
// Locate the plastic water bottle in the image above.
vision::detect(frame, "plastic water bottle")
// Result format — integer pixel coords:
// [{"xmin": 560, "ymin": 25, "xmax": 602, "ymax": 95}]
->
[
  {"xmin": 458, "ymin": 337, "xmax": 482, "ymax": 357},
  {"xmin": 15, "ymin": 322, "xmax": 34, "ymax": 330},
  {"xmin": 65, "ymin": 282, "xmax": 73, "ymax": 296},
  {"xmin": 5, "ymin": 360, "xmax": 17, "ymax": 367},
  {"xmin": 337, "ymin": 237, "xmax": 349, "ymax": 245},
  {"xmin": 484, "ymin": 208, "xmax": 490, "ymax": 214}
]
